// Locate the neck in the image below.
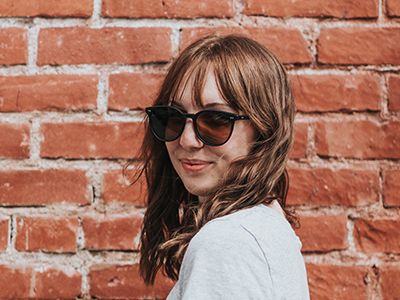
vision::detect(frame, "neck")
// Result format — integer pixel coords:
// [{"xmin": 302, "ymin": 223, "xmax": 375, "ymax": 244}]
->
[{"xmin": 198, "ymin": 196, "xmax": 208, "ymax": 204}]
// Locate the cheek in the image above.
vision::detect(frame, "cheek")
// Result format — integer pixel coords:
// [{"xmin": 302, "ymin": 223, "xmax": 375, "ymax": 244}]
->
[
  {"xmin": 242, "ymin": 123, "xmax": 257, "ymax": 145},
  {"xmin": 165, "ymin": 141, "xmax": 181, "ymax": 172},
  {"xmin": 165, "ymin": 142, "xmax": 172, "ymax": 156},
  {"xmin": 222, "ymin": 124, "xmax": 256, "ymax": 160},
  {"xmin": 165, "ymin": 142, "xmax": 176, "ymax": 161}
]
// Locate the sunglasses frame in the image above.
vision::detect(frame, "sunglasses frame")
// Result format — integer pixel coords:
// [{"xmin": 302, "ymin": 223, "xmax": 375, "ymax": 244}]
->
[{"xmin": 145, "ymin": 105, "xmax": 250, "ymax": 146}]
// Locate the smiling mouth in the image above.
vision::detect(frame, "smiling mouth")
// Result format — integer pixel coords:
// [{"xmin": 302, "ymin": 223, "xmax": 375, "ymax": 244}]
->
[{"xmin": 180, "ymin": 159, "xmax": 212, "ymax": 172}]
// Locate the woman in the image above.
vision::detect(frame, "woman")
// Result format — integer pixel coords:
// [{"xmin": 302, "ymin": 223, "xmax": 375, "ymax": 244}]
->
[{"xmin": 130, "ymin": 34, "xmax": 309, "ymax": 299}]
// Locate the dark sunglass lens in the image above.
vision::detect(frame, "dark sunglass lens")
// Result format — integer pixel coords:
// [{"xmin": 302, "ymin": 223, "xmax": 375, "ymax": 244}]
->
[
  {"xmin": 165, "ymin": 108, "xmax": 185, "ymax": 140},
  {"xmin": 197, "ymin": 111, "xmax": 233, "ymax": 145},
  {"xmin": 150, "ymin": 107, "xmax": 184, "ymax": 141}
]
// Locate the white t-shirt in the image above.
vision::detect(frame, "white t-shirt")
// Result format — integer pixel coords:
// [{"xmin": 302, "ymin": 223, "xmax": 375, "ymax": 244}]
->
[{"xmin": 166, "ymin": 203, "xmax": 310, "ymax": 299}]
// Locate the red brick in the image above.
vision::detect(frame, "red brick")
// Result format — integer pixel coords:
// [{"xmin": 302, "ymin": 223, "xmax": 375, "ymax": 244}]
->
[
  {"xmin": 34, "ymin": 268, "xmax": 82, "ymax": 299},
  {"xmin": 353, "ymin": 219, "xmax": 400, "ymax": 254},
  {"xmin": 89, "ymin": 264, "xmax": 173, "ymax": 299},
  {"xmin": 15, "ymin": 217, "xmax": 78, "ymax": 253},
  {"xmin": 244, "ymin": 0, "xmax": 378, "ymax": 18},
  {"xmin": 288, "ymin": 168, "xmax": 379, "ymax": 206},
  {"xmin": 0, "ymin": 218, "xmax": 8, "ymax": 251},
  {"xmin": 41, "ymin": 122, "xmax": 144, "ymax": 159},
  {"xmin": 291, "ymin": 74, "xmax": 380, "ymax": 112},
  {"xmin": 102, "ymin": 169, "xmax": 147, "ymax": 207},
  {"xmin": 387, "ymin": 0, "xmax": 400, "ymax": 17},
  {"xmin": 0, "ymin": 75, "xmax": 98, "ymax": 112},
  {"xmin": 295, "ymin": 215, "xmax": 347, "ymax": 252},
  {"xmin": 83, "ymin": 216, "xmax": 142, "ymax": 251},
  {"xmin": 0, "ymin": 123, "xmax": 30, "ymax": 159},
  {"xmin": 108, "ymin": 73, "xmax": 164, "ymax": 111},
  {"xmin": 388, "ymin": 74, "xmax": 400, "ymax": 111},
  {"xmin": 381, "ymin": 266, "xmax": 400, "ymax": 300},
  {"xmin": 102, "ymin": 0, "xmax": 234, "ymax": 18},
  {"xmin": 315, "ymin": 120, "xmax": 400, "ymax": 159},
  {"xmin": 384, "ymin": 170, "xmax": 400, "ymax": 207},
  {"xmin": 307, "ymin": 264, "xmax": 368, "ymax": 300},
  {"xmin": 0, "ymin": 0, "xmax": 92, "ymax": 17},
  {"xmin": 0, "ymin": 169, "xmax": 91, "ymax": 206},
  {"xmin": 181, "ymin": 27, "xmax": 311, "ymax": 64},
  {"xmin": 290, "ymin": 123, "xmax": 307, "ymax": 159},
  {"xmin": 0, "ymin": 265, "xmax": 32, "ymax": 299},
  {"xmin": 0, "ymin": 28, "xmax": 27, "ymax": 65},
  {"xmin": 318, "ymin": 28, "xmax": 400, "ymax": 65},
  {"xmin": 38, "ymin": 28, "xmax": 172, "ymax": 65}
]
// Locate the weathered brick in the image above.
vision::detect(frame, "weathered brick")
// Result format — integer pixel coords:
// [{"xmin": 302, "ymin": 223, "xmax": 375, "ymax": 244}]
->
[
  {"xmin": 102, "ymin": 0, "xmax": 234, "ymax": 18},
  {"xmin": 41, "ymin": 122, "xmax": 144, "ymax": 159},
  {"xmin": 102, "ymin": 169, "xmax": 147, "ymax": 207},
  {"xmin": 0, "ymin": 28, "xmax": 27, "ymax": 65},
  {"xmin": 34, "ymin": 268, "xmax": 82, "ymax": 299},
  {"xmin": 0, "ymin": 218, "xmax": 8, "ymax": 251},
  {"xmin": 354, "ymin": 219, "xmax": 400, "ymax": 254},
  {"xmin": 244, "ymin": 0, "xmax": 378, "ymax": 18},
  {"xmin": 380, "ymin": 266, "xmax": 400, "ymax": 300},
  {"xmin": 0, "ymin": 5, "xmax": 397, "ymax": 300},
  {"xmin": 291, "ymin": 74, "xmax": 380, "ymax": 112},
  {"xmin": 0, "ymin": 123, "xmax": 30, "ymax": 159},
  {"xmin": 0, "ymin": 265, "xmax": 32, "ymax": 299},
  {"xmin": 0, "ymin": 169, "xmax": 91, "ymax": 206},
  {"xmin": 315, "ymin": 120, "xmax": 400, "ymax": 159},
  {"xmin": 108, "ymin": 73, "xmax": 164, "ymax": 111},
  {"xmin": 307, "ymin": 264, "xmax": 368, "ymax": 300},
  {"xmin": 0, "ymin": 75, "xmax": 98, "ymax": 112},
  {"xmin": 181, "ymin": 27, "xmax": 311, "ymax": 64},
  {"xmin": 83, "ymin": 216, "xmax": 142, "ymax": 251},
  {"xmin": 384, "ymin": 170, "xmax": 400, "ymax": 207},
  {"xmin": 89, "ymin": 264, "xmax": 173, "ymax": 299},
  {"xmin": 15, "ymin": 217, "xmax": 78, "ymax": 253},
  {"xmin": 288, "ymin": 168, "xmax": 379, "ymax": 206},
  {"xmin": 388, "ymin": 74, "xmax": 400, "ymax": 111},
  {"xmin": 318, "ymin": 28, "xmax": 400, "ymax": 65},
  {"xmin": 387, "ymin": 0, "xmax": 400, "ymax": 17},
  {"xmin": 38, "ymin": 27, "xmax": 172, "ymax": 65},
  {"xmin": 0, "ymin": 0, "xmax": 92, "ymax": 17},
  {"xmin": 290, "ymin": 123, "xmax": 308, "ymax": 159},
  {"xmin": 295, "ymin": 215, "xmax": 347, "ymax": 252}
]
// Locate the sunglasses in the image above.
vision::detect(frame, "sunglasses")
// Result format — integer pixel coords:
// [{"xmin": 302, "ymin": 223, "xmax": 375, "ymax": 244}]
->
[{"xmin": 145, "ymin": 105, "xmax": 250, "ymax": 146}]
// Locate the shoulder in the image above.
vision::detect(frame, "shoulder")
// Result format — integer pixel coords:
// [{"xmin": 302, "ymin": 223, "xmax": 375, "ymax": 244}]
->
[
  {"xmin": 185, "ymin": 204, "xmax": 305, "ymax": 279},
  {"xmin": 188, "ymin": 205, "xmax": 277, "ymax": 252},
  {"xmin": 185, "ymin": 204, "xmax": 302, "ymax": 265},
  {"xmin": 186, "ymin": 210, "xmax": 265, "ymax": 261},
  {"xmin": 175, "ymin": 205, "xmax": 309, "ymax": 300},
  {"xmin": 192, "ymin": 204, "xmax": 302, "ymax": 252},
  {"xmin": 175, "ymin": 208, "xmax": 275, "ymax": 299},
  {"xmin": 240, "ymin": 204, "xmax": 303, "ymax": 250}
]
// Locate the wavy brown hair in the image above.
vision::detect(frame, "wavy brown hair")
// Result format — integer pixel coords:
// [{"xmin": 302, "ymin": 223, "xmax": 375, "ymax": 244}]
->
[{"xmin": 124, "ymin": 34, "xmax": 298, "ymax": 285}]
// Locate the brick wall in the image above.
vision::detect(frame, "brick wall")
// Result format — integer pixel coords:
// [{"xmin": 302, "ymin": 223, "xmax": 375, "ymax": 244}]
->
[{"xmin": 0, "ymin": 0, "xmax": 399, "ymax": 299}]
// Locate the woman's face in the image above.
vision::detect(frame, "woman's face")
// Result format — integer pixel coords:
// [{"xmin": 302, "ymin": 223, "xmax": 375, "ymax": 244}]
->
[{"xmin": 165, "ymin": 71, "xmax": 256, "ymax": 200}]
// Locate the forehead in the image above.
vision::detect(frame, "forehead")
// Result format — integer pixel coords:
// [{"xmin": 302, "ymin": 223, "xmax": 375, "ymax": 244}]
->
[{"xmin": 174, "ymin": 70, "xmax": 229, "ymax": 110}]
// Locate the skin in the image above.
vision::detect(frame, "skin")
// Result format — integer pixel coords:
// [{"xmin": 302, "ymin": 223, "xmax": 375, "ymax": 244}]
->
[
  {"xmin": 166, "ymin": 70, "xmax": 285, "ymax": 217},
  {"xmin": 166, "ymin": 70, "xmax": 255, "ymax": 202}
]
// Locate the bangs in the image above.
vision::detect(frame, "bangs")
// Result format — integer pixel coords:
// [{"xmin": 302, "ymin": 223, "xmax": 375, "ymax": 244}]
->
[
  {"xmin": 168, "ymin": 58, "xmax": 211, "ymax": 108},
  {"xmin": 212, "ymin": 58, "xmax": 243, "ymax": 112},
  {"xmin": 167, "ymin": 57, "xmax": 241, "ymax": 111},
  {"xmin": 162, "ymin": 35, "xmax": 252, "ymax": 114}
]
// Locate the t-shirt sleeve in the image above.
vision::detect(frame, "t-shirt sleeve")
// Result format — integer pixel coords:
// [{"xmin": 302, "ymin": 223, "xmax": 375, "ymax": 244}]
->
[{"xmin": 168, "ymin": 220, "xmax": 275, "ymax": 299}]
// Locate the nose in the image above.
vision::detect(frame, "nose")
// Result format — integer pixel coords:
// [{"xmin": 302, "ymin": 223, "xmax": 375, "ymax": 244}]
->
[{"xmin": 179, "ymin": 119, "xmax": 204, "ymax": 149}]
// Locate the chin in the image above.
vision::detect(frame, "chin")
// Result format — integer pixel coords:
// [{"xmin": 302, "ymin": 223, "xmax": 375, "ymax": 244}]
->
[{"xmin": 183, "ymin": 182, "xmax": 215, "ymax": 198}]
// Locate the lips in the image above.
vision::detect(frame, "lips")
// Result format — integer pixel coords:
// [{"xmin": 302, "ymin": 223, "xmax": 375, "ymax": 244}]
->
[{"xmin": 180, "ymin": 159, "xmax": 212, "ymax": 172}]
